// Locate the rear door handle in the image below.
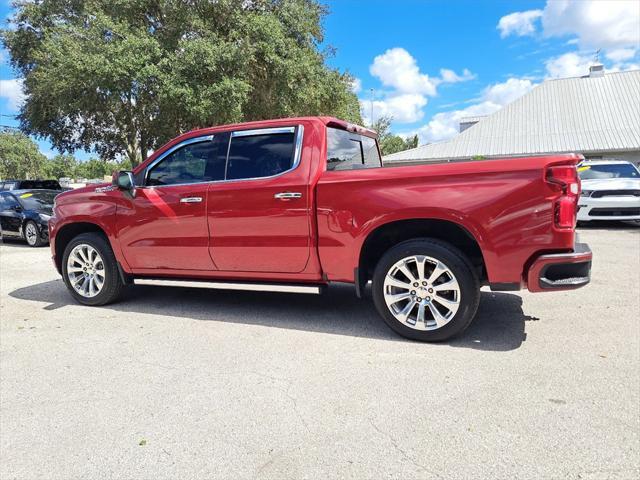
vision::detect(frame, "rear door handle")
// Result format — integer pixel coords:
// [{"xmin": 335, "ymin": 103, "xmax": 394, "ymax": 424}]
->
[
  {"xmin": 274, "ymin": 192, "xmax": 302, "ymax": 200},
  {"xmin": 180, "ymin": 197, "xmax": 203, "ymax": 203}
]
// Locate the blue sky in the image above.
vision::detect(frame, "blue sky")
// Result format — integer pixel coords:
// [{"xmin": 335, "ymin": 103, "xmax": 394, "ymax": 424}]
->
[{"xmin": 1, "ymin": 0, "xmax": 639, "ymax": 160}]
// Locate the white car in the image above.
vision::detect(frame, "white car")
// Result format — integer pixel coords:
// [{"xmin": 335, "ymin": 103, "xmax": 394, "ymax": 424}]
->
[{"xmin": 577, "ymin": 160, "xmax": 640, "ymax": 223}]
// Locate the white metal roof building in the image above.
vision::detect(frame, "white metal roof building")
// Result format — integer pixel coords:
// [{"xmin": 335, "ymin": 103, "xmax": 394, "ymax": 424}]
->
[{"xmin": 384, "ymin": 67, "xmax": 640, "ymax": 166}]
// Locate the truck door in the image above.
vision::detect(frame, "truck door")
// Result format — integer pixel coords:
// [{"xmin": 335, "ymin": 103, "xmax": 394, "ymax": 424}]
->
[
  {"xmin": 116, "ymin": 134, "xmax": 228, "ymax": 271},
  {"xmin": 206, "ymin": 126, "xmax": 311, "ymax": 273}
]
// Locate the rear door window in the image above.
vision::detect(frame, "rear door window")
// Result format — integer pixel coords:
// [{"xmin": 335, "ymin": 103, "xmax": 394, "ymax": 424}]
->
[
  {"xmin": 226, "ymin": 129, "xmax": 296, "ymax": 180},
  {"xmin": 326, "ymin": 128, "xmax": 381, "ymax": 171}
]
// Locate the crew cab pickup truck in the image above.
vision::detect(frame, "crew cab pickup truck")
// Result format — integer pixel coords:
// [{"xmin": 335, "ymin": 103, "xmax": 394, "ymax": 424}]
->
[{"xmin": 49, "ymin": 117, "xmax": 592, "ymax": 341}]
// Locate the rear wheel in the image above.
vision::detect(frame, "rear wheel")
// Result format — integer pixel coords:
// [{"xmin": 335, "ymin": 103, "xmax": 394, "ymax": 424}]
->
[
  {"xmin": 62, "ymin": 232, "xmax": 124, "ymax": 306},
  {"xmin": 372, "ymin": 238, "xmax": 480, "ymax": 342}
]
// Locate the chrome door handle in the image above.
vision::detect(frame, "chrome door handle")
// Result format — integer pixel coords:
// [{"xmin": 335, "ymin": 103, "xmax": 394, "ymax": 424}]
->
[
  {"xmin": 180, "ymin": 197, "xmax": 203, "ymax": 203},
  {"xmin": 274, "ymin": 192, "xmax": 302, "ymax": 200}
]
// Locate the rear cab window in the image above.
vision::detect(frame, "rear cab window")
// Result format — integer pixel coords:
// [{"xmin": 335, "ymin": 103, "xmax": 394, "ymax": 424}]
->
[{"xmin": 326, "ymin": 127, "xmax": 381, "ymax": 171}]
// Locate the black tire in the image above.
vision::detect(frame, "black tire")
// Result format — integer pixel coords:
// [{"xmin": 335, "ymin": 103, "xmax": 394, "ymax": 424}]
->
[
  {"xmin": 372, "ymin": 238, "xmax": 480, "ymax": 342},
  {"xmin": 61, "ymin": 232, "xmax": 125, "ymax": 306},
  {"xmin": 24, "ymin": 220, "xmax": 46, "ymax": 247}
]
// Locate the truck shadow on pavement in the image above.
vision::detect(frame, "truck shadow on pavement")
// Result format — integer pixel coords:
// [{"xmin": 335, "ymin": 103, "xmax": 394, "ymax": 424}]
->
[{"xmin": 10, "ymin": 280, "xmax": 534, "ymax": 351}]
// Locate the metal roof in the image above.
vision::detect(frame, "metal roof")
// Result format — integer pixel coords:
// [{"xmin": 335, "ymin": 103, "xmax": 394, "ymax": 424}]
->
[{"xmin": 384, "ymin": 70, "xmax": 640, "ymax": 163}]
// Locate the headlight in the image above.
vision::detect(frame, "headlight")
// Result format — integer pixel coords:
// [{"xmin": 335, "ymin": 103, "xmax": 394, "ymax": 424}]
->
[
  {"xmin": 581, "ymin": 190, "xmax": 593, "ymax": 197},
  {"xmin": 39, "ymin": 214, "xmax": 51, "ymax": 222}
]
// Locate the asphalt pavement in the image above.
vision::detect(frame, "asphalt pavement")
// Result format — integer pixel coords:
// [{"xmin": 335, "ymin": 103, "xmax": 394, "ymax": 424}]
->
[{"xmin": 1, "ymin": 223, "xmax": 638, "ymax": 479}]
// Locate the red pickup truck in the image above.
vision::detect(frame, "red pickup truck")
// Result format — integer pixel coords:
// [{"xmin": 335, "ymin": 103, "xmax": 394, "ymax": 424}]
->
[{"xmin": 49, "ymin": 117, "xmax": 592, "ymax": 341}]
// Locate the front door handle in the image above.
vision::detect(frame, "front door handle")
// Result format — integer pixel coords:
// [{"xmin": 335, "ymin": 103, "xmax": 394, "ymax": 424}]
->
[
  {"xmin": 180, "ymin": 197, "xmax": 203, "ymax": 203},
  {"xmin": 274, "ymin": 192, "xmax": 302, "ymax": 200}
]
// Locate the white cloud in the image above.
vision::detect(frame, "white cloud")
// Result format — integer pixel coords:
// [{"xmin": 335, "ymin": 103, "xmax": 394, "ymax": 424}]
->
[
  {"xmin": 542, "ymin": 0, "xmax": 640, "ymax": 50},
  {"xmin": 350, "ymin": 77, "xmax": 362, "ymax": 94},
  {"xmin": 497, "ymin": 10, "xmax": 543, "ymax": 38},
  {"xmin": 437, "ymin": 68, "xmax": 476, "ymax": 84},
  {"xmin": 362, "ymin": 93, "xmax": 427, "ymax": 124},
  {"xmin": 408, "ymin": 78, "xmax": 535, "ymax": 144},
  {"xmin": 482, "ymin": 77, "xmax": 535, "ymax": 105},
  {"xmin": 0, "ymin": 78, "xmax": 25, "ymax": 111},
  {"xmin": 500, "ymin": 1, "xmax": 640, "ymax": 52},
  {"xmin": 605, "ymin": 48, "xmax": 637, "ymax": 63},
  {"xmin": 365, "ymin": 48, "xmax": 475, "ymax": 124},
  {"xmin": 370, "ymin": 47, "xmax": 437, "ymax": 96},
  {"xmin": 544, "ymin": 52, "xmax": 593, "ymax": 78}
]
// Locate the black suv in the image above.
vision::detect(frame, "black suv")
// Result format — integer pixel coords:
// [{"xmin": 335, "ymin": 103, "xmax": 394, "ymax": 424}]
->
[{"xmin": 0, "ymin": 179, "xmax": 63, "ymax": 191}]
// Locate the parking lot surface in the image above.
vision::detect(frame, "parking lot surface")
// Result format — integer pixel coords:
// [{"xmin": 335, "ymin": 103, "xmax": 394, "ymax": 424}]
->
[{"xmin": 1, "ymin": 225, "xmax": 639, "ymax": 479}]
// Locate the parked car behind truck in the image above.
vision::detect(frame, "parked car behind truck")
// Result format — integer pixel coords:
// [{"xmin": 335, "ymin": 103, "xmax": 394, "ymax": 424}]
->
[
  {"xmin": 0, "ymin": 189, "xmax": 56, "ymax": 246},
  {"xmin": 577, "ymin": 160, "xmax": 640, "ymax": 223},
  {"xmin": 48, "ymin": 117, "xmax": 592, "ymax": 342}
]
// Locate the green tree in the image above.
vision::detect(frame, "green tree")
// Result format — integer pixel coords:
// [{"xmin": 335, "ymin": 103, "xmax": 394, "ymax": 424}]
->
[
  {"xmin": 44, "ymin": 154, "xmax": 79, "ymax": 180},
  {"xmin": 2, "ymin": 0, "xmax": 362, "ymax": 167},
  {"xmin": 370, "ymin": 116, "xmax": 420, "ymax": 156},
  {"xmin": 75, "ymin": 158, "xmax": 123, "ymax": 179},
  {"xmin": 0, "ymin": 131, "xmax": 47, "ymax": 179}
]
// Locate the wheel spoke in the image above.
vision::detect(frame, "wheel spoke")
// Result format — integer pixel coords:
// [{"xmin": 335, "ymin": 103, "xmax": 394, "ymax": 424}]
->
[
  {"xmin": 396, "ymin": 299, "xmax": 417, "ymax": 323},
  {"xmin": 432, "ymin": 294, "xmax": 459, "ymax": 313},
  {"xmin": 416, "ymin": 302, "xmax": 426, "ymax": 328},
  {"xmin": 397, "ymin": 262, "xmax": 417, "ymax": 283},
  {"xmin": 387, "ymin": 292, "xmax": 412, "ymax": 305},
  {"xmin": 415, "ymin": 256, "xmax": 427, "ymax": 280},
  {"xmin": 77, "ymin": 248, "xmax": 89, "ymax": 264},
  {"xmin": 432, "ymin": 279, "xmax": 459, "ymax": 292},
  {"xmin": 386, "ymin": 275, "xmax": 411, "ymax": 290},
  {"xmin": 68, "ymin": 266, "xmax": 84, "ymax": 273},
  {"xmin": 427, "ymin": 262, "xmax": 447, "ymax": 284},
  {"xmin": 428, "ymin": 303, "xmax": 448, "ymax": 327}
]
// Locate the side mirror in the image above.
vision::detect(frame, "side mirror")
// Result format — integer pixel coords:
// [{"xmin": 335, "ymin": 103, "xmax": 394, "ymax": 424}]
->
[{"xmin": 112, "ymin": 170, "xmax": 135, "ymax": 191}]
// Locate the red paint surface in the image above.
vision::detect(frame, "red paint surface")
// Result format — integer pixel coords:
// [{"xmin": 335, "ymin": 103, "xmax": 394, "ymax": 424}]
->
[{"xmin": 50, "ymin": 116, "xmax": 586, "ymax": 292}]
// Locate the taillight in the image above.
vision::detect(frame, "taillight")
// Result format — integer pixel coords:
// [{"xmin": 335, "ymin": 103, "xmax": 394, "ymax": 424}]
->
[{"xmin": 546, "ymin": 165, "xmax": 580, "ymax": 229}]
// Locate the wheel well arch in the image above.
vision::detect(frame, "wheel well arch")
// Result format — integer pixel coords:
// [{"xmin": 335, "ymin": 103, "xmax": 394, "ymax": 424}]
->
[
  {"xmin": 358, "ymin": 219, "xmax": 486, "ymax": 289},
  {"xmin": 54, "ymin": 222, "xmax": 108, "ymax": 271}
]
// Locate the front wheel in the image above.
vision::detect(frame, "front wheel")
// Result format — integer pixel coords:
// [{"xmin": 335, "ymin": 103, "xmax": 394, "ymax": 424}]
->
[
  {"xmin": 24, "ymin": 220, "xmax": 45, "ymax": 247},
  {"xmin": 372, "ymin": 238, "xmax": 480, "ymax": 342},
  {"xmin": 61, "ymin": 232, "xmax": 125, "ymax": 306}
]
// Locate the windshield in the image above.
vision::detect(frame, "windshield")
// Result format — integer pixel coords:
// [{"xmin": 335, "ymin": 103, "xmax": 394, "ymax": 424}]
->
[
  {"xmin": 579, "ymin": 163, "xmax": 640, "ymax": 180},
  {"xmin": 16, "ymin": 191, "xmax": 58, "ymax": 210}
]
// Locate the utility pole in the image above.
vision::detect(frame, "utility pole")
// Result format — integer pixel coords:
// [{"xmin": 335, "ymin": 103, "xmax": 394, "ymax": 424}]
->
[{"xmin": 370, "ymin": 88, "xmax": 374, "ymax": 127}]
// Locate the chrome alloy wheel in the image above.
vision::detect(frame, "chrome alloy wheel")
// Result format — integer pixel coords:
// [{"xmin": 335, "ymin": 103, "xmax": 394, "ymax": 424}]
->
[
  {"xmin": 66, "ymin": 244, "xmax": 106, "ymax": 298},
  {"xmin": 25, "ymin": 222, "xmax": 38, "ymax": 246},
  {"xmin": 383, "ymin": 255, "xmax": 461, "ymax": 331}
]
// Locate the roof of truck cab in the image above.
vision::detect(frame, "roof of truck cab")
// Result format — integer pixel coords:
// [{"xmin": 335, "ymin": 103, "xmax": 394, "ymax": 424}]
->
[{"xmin": 184, "ymin": 116, "xmax": 377, "ymax": 138}]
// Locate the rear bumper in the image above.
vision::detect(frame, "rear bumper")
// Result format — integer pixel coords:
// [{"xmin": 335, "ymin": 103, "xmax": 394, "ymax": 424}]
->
[{"xmin": 527, "ymin": 243, "xmax": 592, "ymax": 293}]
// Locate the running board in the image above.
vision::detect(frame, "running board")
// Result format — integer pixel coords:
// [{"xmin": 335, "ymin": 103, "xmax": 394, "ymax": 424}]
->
[{"xmin": 134, "ymin": 278, "xmax": 324, "ymax": 295}]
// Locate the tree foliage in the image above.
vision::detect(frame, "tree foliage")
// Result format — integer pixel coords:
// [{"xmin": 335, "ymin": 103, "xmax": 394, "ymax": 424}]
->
[
  {"xmin": 0, "ymin": 131, "xmax": 46, "ymax": 179},
  {"xmin": 2, "ymin": 0, "xmax": 362, "ymax": 166},
  {"xmin": 0, "ymin": 132, "xmax": 130, "ymax": 180},
  {"xmin": 371, "ymin": 116, "xmax": 419, "ymax": 156}
]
